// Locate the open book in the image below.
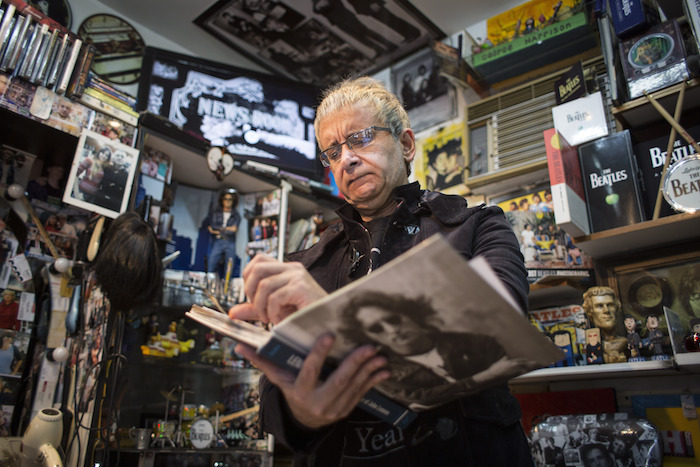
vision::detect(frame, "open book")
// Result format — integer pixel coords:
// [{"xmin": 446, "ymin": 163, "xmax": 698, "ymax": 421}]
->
[{"xmin": 187, "ymin": 234, "xmax": 563, "ymax": 427}]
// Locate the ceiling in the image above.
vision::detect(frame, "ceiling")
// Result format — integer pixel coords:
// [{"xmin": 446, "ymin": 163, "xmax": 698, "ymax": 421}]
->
[
  {"xmin": 95, "ymin": 0, "xmax": 518, "ymax": 193},
  {"xmin": 98, "ymin": 0, "xmax": 518, "ymax": 76}
]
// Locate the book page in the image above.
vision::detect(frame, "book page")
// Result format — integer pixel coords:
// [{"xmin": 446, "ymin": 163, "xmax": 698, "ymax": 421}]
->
[
  {"xmin": 186, "ymin": 305, "xmax": 271, "ymax": 349},
  {"xmin": 271, "ymin": 234, "xmax": 564, "ymax": 410}
]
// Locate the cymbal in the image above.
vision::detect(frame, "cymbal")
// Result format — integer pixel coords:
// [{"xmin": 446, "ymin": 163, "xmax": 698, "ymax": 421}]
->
[{"xmin": 160, "ymin": 390, "xmax": 178, "ymax": 402}]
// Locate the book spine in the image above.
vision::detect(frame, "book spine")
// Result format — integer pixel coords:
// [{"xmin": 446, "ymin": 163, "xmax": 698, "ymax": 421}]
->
[
  {"xmin": 46, "ymin": 32, "xmax": 68, "ymax": 87},
  {"xmin": 87, "ymin": 72, "xmax": 137, "ymax": 107},
  {"xmin": 0, "ymin": 4, "xmax": 16, "ymax": 59},
  {"xmin": 79, "ymin": 91, "xmax": 139, "ymax": 126},
  {"xmin": 65, "ymin": 42, "xmax": 95, "ymax": 98},
  {"xmin": 5, "ymin": 11, "xmax": 30, "ymax": 71},
  {"xmin": 544, "ymin": 128, "xmax": 591, "ymax": 237},
  {"xmin": 259, "ymin": 338, "xmax": 418, "ymax": 429},
  {"xmin": 0, "ymin": 13, "xmax": 21, "ymax": 70},
  {"xmin": 84, "ymin": 86, "xmax": 135, "ymax": 112},
  {"xmin": 29, "ymin": 25, "xmax": 54, "ymax": 83},
  {"xmin": 39, "ymin": 27, "xmax": 61, "ymax": 86},
  {"xmin": 55, "ymin": 36, "xmax": 81, "ymax": 94}
]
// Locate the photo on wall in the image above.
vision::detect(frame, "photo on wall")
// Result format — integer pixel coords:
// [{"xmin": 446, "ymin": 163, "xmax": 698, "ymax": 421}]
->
[
  {"xmin": 491, "ymin": 186, "xmax": 594, "ymax": 283},
  {"xmin": 391, "ymin": 48, "xmax": 457, "ymax": 132},
  {"xmin": 414, "ymin": 121, "xmax": 468, "ymax": 195},
  {"xmin": 63, "ymin": 129, "xmax": 140, "ymax": 219}
]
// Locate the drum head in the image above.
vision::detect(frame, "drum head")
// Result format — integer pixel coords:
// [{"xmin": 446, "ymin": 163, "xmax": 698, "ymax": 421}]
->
[{"xmin": 189, "ymin": 418, "xmax": 215, "ymax": 449}]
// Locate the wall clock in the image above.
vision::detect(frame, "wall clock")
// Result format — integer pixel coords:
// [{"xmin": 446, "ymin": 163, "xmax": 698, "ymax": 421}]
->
[{"xmin": 77, "ymin": 14, "xmax": 145, "ymax": 85}]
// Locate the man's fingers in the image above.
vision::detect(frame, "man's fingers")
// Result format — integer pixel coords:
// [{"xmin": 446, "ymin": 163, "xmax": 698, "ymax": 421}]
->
[{"xmin": 228, "ymin": 302, "xmax": 267, "ymax": 323}]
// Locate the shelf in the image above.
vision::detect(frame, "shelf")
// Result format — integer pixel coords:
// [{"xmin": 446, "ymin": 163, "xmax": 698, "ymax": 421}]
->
[
  {"xmin": 572, "ymin": 212, "xmax": 700, "ymax": 259},
  {"xmin": 612, "ymin": 78, "xmax": 700, "ymax": 128},
  {"xmin": 511, "ymin": 359, "xmax": 676, "ymax": 384}
]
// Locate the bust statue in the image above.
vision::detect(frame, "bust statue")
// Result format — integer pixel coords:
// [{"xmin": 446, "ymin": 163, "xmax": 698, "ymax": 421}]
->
[{"xmin": 583, "ymin": 286, "xmax": 627, "ymax": 363}]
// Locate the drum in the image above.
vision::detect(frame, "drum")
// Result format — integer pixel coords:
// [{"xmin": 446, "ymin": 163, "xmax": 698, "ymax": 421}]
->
[
  {"xmin": 188, "ymin": 418, "xmax": 215, "ymax": 449},
  {"xmin": 182, "ymin": 404, "xmax": 197, "ymax": 420}
]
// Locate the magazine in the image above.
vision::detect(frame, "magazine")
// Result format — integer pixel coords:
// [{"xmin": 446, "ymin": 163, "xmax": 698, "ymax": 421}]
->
[{"xmin": 187, "ymin": 234, "xmax": 563, "ymax": 426}]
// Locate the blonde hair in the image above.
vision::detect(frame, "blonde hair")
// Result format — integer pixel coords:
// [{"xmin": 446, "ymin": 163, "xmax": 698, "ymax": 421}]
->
[{"xmin": 315, "ymin": 76, "xmax": 412, "ymax": 175}]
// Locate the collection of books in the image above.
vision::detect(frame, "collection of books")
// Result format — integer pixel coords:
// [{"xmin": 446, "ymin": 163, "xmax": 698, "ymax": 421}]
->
[
  {"xmin": 78, "ymin": 72, "xmax": 139, "ymax": 126},
  {"xmin": 0, "ymin": 0, "xmax": 87, "ymax": 95},
  {"xmin": 0, "ymin": 0, "xmax": 138, "ymax": 127}
]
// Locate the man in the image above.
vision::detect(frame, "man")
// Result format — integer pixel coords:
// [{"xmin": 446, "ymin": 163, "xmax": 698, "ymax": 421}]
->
[
  {"xmin": 624, "ymin": 314, "xmax": 642, "ymax": 360},
  {"xmin": 98, "ymin": 149, "xmax": 130, "ymax": 212},
  {"xmin": 583, "ymin": 286, "xmax": 627, "ymax": 363},
  {"xmin": 228, "ymin": 77, "xmax": 530, "ymax": 465},
  {"xmin": 644, "ymin": 314, "xmax": 667, "ymax": 359},
  {"xmin": 339, "ymin": 291, "xmax": 520, "ymax": 409},
  {"xmin": 581, "ymin": 443, "xmax": 614, "ymax": 467},
  {"xmin": 426, "ymin": 139, "xmax": 464, "ymax": 191},
  {"xmin": 0, "ymin": 290, "xmax": 19, "ymax": 331},
  {"xmin": 206, "ymin": 190, "xmax": 241, "ymax": 276}
]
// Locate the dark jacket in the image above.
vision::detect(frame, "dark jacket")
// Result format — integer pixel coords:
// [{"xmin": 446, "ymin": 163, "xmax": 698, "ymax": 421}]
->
[
  {"xmin": 260, "ymin": 182, "xmax": 532, "ymax": 466},
  {"xmin": 208, "ymin": 209, "xmax": 241, "ymax": 240}
]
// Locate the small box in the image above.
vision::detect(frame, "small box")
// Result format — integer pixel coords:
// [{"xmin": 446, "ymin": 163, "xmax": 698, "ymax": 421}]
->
[
  {"xmin": 610, "ymin": 0, "xmax": 660, "ymax": 38},
  {"xmin": 618, "ymin": 20, "xmax": 689, "ymax": 100},
  {"xmin": 579, "ymin": 130, "xmax": 646, "ymax": 233}
]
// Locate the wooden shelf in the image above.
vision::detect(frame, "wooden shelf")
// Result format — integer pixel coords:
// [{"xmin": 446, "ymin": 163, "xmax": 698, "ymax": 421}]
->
[
  {"xmin": 512, "ymin": 359, "xmax": 676, "ymax": 384},
  {"xmin": 572, "ymin": 212, "xmax": 700, "ymax": 259},
  {"xmin": 612, "ymin": 79, "xmax": 700, "ymax": 128}
]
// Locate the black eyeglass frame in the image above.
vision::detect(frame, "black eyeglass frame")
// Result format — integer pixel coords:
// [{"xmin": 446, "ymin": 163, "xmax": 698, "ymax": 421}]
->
[{"xmin": 319, "ymin": 126, "xmax": 393, "ymax": 167}]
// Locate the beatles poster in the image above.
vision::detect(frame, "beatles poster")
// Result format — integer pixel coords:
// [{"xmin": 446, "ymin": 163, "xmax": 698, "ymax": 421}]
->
[{"xmin": 414, "ymin": 122, "xmax": 468, "ymax": 195}]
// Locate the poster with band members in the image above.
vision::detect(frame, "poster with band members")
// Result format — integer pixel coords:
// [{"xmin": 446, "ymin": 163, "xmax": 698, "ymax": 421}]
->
[{"xmin": 414, "ymin": 121, "xmax": 468, "ymax": 195}]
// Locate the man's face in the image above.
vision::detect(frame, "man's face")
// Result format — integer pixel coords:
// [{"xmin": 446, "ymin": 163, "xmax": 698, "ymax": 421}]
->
[
  {"xmin": 588, "ymin": 294, "xmax": 617, "ymax": 331},
  {"xmin": 113, "ymin": 151, "xmax": 127, "ymax": 169},
  {"xmin": 610, "ymin": 438, "xmax": 625, "ymax": 456},
  {"xmin": 587, "ymin": 330, "xmax": 599, "ymax": 345},
  {"xmin": 624, "ymin": 317, "xmax": 636, "ymax": 332},
  {"xmin": 0, "ymin": 75, "xmax": 8, "ymax": 94},
  {"xmin": 355, "ymin": 306, "xmax": 432, "ymax": 356},
  {"xmin": 57, "ymin": 102, "xmax": 71, "ymax": 118},
  {"xmin": 432, "ymin": 151, "xmax": 456, "ymax": 175},
  {"xmin": 317, "ymin": 104, "xmax": 414, "ymax": 219},
  {"xmin": 647, "ymin": 316, "xmax": 658, "ymax": 330},
  {"xmin": 584, "ymin": 447, "xmax": 611, "ymax": 467},
  {"xmin": 2, "ymin": 291, "xmax": 13, "ymax": 303}
]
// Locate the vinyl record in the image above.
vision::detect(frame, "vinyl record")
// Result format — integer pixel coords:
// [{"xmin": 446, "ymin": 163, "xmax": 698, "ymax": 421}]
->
[{"xmin": 627, "ymin": 274, "xmax": 673, "ymax": 316}]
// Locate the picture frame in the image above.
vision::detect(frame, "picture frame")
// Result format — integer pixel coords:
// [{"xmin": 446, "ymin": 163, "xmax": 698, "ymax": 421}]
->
[
  {"xmin": 490, "ymin": 185, "xmax": 594, "ymax": 284},
  {"xmin": 26, "ymin": 0, "xmax": 72, "ymax": 29},
  {"xmin": 414, "ymin": 121, "xmax": 468, "ymax": 195},
  {"xmin": 607, "ymin": 250, "xmax": 700, "ymax": 337},
  {"xmin": 391, "ymin": 47, "xmax": 457, "ymax": 132},
  {"xmin": 63, "ymin": 129, "xmax": 139, "ymax": 219},
  {"xmin": 194, "ymin": 0, "xmax": 444, "ymax": 87}
]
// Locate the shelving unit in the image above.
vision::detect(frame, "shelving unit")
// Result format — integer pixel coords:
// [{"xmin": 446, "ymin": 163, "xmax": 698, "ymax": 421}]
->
[
  {"xmin": 612, "ymin": 78, "xmax": 700, "ymax": 128},
  {"xmin": 572, "ymin": 212, "xmax": 700, "ymax": 259}
]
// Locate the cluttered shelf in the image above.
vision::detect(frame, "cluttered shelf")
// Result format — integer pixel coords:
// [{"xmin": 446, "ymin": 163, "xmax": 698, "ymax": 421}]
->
[
  {"xmin": 612, "ymin": 78, "xmax": 700, "ymax": 128},
  {"xmin": 571, "ymin": 212, "xmax": 700, "ymax": 259}
]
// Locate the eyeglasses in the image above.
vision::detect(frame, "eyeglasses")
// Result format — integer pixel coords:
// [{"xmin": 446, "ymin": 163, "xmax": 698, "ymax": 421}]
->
[{"xmin": 319, "ymin": 126, "xmax": 392, "ymax": 167}]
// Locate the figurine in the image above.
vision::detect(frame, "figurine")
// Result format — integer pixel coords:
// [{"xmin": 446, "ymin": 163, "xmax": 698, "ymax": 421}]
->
[
  {"xmin": 552, "ymin": 330, "xmax": 575, "ymax": 367},
  {"xmin": 685, "ymin": 318, "xmax": 700, "ymax": 352},
  {"xmin": 643, "ymin": 314, "xmax": 669, "ymax": 360},
  {"xmin": 583, "ymin": 286, "xmax": 627, "ymax": 363},
  {"xmin": 585, "ymin": 328, "xmax": 604, "ymax": 364},
  {"xmin": 624, "ymin": 314, "xmax": 645, "ymax": 362}
]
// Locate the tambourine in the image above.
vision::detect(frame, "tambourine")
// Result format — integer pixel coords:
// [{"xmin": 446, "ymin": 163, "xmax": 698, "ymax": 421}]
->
[{"xmin": 189, "ymin": 418, "xmax": 215, "ymax": 449}]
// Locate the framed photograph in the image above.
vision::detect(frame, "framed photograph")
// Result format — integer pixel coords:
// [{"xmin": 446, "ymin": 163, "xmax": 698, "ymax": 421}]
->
[
  {"xmin": 490, "ymin": 186, "xmax": 594, "ymax": 284},
  {"xmin": 391, "ymin": 48, "xmax": 457, "ymax": 132},
  {"xmin": 607, "ymin": 250, "xmax": 700, "ymax": 337},
  {"xmin": 63, "ymin": 130, "xmax": 140, "ymax": 219},
  {"xmin": 468, "ymin": 122, "xmax": 490, "ymax": 178},
  {"xmin": 194, "ymin": 0, "xmax": 444, "ymax": 87},
  {"xmin": 414, "ymin": 121, "xmax": 468, "ymax": 195}
]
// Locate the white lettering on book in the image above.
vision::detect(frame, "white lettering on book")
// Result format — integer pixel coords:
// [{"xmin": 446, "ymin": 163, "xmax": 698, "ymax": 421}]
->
[{"xmin": 590, "ymin": 168, "xmax": 628, "ymax": 188}]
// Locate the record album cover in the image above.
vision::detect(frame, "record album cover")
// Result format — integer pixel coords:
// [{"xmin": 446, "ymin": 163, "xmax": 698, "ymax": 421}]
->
[{"xmin": 579, "ymin": 130, "xmax": 646, "ymax": 232}]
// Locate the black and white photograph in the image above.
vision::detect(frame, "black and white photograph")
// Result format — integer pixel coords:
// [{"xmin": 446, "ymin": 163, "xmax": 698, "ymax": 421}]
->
[
  {"xmin": 63, "ymin": 129, "xmax": 139, "ymax": 219},
  {"xmin": 195, "ymin": 0, "xmax": 444, "ymax": 87},
  {"xmin": 391, "ymin": 48, "xmax": 456, "ymax": 132},
  {"xmin": 26, "ymin": 0, "xmax": 72, "ymax": 29}
]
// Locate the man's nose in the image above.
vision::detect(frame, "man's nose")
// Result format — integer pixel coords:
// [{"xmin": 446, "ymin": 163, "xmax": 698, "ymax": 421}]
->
[{"xmin": 339, "ymin": 144, "xmax": 360, "ymax": 167}]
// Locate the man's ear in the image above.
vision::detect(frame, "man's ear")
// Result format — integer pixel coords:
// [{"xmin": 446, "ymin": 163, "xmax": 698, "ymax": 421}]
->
[{"xmin": 400, "ymin": 128, "xmax": 416, "ymax": 163}]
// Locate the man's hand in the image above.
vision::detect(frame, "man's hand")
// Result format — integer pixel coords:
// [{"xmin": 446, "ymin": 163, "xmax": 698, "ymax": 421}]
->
[
  {"xmin": 228, "ymin": 254, "xmax": 327, "ymax": 324},
  {"xmin": 235, "ymin": 334, "xmax": 390, "ymax": 429}
]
